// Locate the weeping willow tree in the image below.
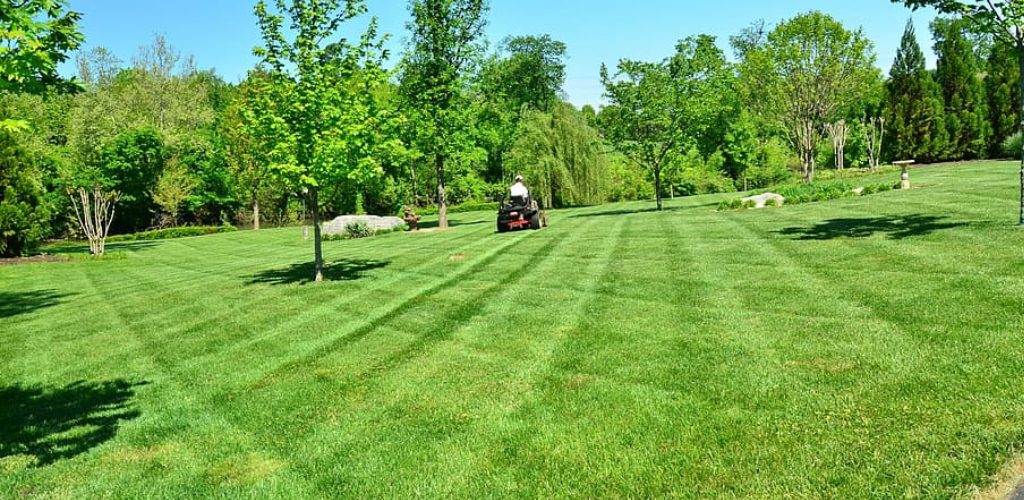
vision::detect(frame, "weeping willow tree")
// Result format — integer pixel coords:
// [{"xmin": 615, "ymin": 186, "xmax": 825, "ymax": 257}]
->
[{"xmin": 505, "ymin": 102, "xmax": 606, "ymax": 208}]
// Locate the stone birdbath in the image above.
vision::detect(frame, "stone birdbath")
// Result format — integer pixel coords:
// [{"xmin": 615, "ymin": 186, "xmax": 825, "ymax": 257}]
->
[{"xmin": 894, "ymin": 160, "xmax": 915, "ymax": 190}]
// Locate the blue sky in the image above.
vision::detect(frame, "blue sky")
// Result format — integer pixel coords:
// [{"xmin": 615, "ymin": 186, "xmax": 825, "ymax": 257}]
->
[{"xmin": 62, "ymin": 0, "xmax": 938, "ymax": 107}]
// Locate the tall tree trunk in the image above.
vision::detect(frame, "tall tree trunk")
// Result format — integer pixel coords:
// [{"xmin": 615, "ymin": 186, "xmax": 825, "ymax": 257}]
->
[
  {"xmin": 436, "ymin": 154, "xmax": 448, "ymax": 229},
  {"xmin": 252, "ymin": 196, "xmax": 261, "ymax": 231},
  {"xmin": 410, "ymin": 158, "xmax": 418, "ymax": 207},
  {"xmin": 311, "ymin": 188, "xmax": 324, "ymax": 283},
  {"xmin": 654, "ymin": 165, "xmax": 663, "ymax": 211},
  {"xmin": 1019, "ymin": 41, "xmax": 1024, "ymax": 225}
]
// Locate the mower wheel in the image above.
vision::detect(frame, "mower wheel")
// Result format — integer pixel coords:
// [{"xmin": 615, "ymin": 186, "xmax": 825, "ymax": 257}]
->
[
  {"xmin": 497, "ymin": 221, "xmax": 508, "ymax": 233},
  {"xmin": 529, "ymin": 213, "xmax": 542, "ymax": 230}
]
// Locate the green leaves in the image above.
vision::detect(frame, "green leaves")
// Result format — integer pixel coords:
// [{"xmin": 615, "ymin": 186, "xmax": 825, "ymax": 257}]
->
[
  {"xmin": 0, "ymin": 0, "xmax": 84, "ymax": 95},
  {"xmin": 601, "ymin": 34, "xmax": 735, "ymax": 208}
]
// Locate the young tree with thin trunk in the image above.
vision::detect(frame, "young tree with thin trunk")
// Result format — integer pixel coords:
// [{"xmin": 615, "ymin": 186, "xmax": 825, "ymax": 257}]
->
[
  {"xmin": 863, "ymin": 116, "xmax": 886, "ymax": 170},
  {"xmin": 254, "ymin": 0, "xmax": 398, "ymax": 283},
  {"xmin": 222, "ymin": 72, "xmax": 283, "ymax": 231},
  {"xmin": 600, "ymin": 35, "xmax": 734, "ymax": 211},
  {"xmin": 737, "ymin": 12, "xmax": 878, "ymax": 182},
  {"xmin": 400, "ymin": 0, "xmax": 488, "ymax": 229},
  {"xmin": 826, "ymin": 120, "xmax": 850, "ymax": 171},
  {"xmin": 892, "ymin": 0, "xmax": 1024, "ymax": 224},
  {"xmin": 68, "ymin": 186, "xmax": 120, "ymax": 256}
]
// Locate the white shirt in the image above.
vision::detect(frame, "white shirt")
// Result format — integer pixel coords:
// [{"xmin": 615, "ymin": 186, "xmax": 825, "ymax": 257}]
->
[{"xmin": 510, "ymin": 182, "xmax": 529, "ymax": 199}]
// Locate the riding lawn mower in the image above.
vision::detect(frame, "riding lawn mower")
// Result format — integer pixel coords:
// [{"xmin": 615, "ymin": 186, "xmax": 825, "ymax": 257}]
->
[{"xmin": 497, "ymin": 195, "xmax": 547, "ymax": 233}]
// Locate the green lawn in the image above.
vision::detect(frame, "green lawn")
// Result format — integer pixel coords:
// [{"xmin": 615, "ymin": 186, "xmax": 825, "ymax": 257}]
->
[{"xmin": 3, "ymin": 161, "xmax": 1024, "ymax": 498}]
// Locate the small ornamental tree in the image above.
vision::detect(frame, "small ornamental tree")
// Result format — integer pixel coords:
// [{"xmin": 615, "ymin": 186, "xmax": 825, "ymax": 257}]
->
[
  {"xmin": 68, "ymin": 185, "xmax": 120, "ymax": 256},
  {"xmin": 738, "ymin": 12, "xmax": 878, "ymax": 182},
  {"xmin": 892, "ymin": 0, "xmax": 1024, "ymax": 223},
  {"xmin": 601, "ymin": 35, "xmax": 734, "ymax": 211},
  {"xmin": 254, "ymin": 0, "xmax": 403, "ymax": 283}
]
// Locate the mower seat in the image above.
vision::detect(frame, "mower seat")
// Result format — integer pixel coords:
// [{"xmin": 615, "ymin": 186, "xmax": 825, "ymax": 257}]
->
[{"xmin": 509, "ymin": 195, "xmax": 530, "ymax": 210}]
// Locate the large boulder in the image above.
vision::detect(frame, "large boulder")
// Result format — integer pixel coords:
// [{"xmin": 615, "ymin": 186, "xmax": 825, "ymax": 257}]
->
[
  {"xmin": 323, "ymin": 215, "xmax": 405, "ymax": 236},
  {"xmin": 741, "ymin": 192, "xmax": 785, "ymax": 209}
]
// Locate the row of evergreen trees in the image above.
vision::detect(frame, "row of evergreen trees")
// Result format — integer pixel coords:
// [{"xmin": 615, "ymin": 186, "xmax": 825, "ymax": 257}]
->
[{"xmin": 886, "ymin": 20, "xmax": 1020, "ymax": 163}]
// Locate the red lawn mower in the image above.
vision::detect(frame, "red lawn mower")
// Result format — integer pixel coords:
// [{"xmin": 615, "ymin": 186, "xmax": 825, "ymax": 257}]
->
[{"xmin": 497, "ymin": 195, "xmax": 547, "ymax": 233}]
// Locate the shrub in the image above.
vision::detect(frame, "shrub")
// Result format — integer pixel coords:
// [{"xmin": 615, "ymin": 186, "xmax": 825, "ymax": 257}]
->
[
  {"xmin": 719, "ymin": 178, "xmax": 897, "ymax": 211},
  {"xmin": 0, "ymin": 132, "xmax": 51, "ymax": 257},
  {"xmin": 107, "ymin": 225, "xmax": 237, "ymax": 243},
  {"xmin": 1003, "ymin": 131, "xmax": 1022, "ymax": 158},
  {"xmin": 344, "ymin": 221, "xmax": 374, "ymax": 239},
  {"xmin": 418, "ymin": 201, "xmax": 500, "ymax": 216}
]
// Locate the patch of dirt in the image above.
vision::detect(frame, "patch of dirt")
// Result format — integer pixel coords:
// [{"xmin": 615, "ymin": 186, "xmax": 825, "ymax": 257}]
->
[
  {"xmin": 102, "ymin": 443, "xmax": 179, "ymax": 466},
  {"xmin": 448, "ymin": 253, "xmax": 467, "ymax": 262},
  {"xmin": 208, "ymin": 453, "xmax": 286, "ymax": 486},
  {"xmin": 971, "ymin": 456, "xmax": 1024, "ymax": 500},
  {"xmin": 0, "ymin": 255, "xmax": 69, "ymax": 266}
]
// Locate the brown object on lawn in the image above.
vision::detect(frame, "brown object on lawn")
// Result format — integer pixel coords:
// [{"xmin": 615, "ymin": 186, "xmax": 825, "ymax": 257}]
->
[
  {"xmin": 403, "ymin": 207, "xmax": 422, "ymax": 231},
  {"xmin": 894, "ymin": 160, "xmax": 915, "ymax": 190}
]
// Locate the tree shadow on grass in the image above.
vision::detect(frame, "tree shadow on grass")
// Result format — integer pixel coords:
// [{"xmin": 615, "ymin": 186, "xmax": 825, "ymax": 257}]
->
[
  {"xmin": 416, "ymin": 219, "xmax": 488, "ymax": 230},
  {"xmin": 248, "ymin": 259, "xmax": 390, "ymax": 286},
  {"xmin": 47, "ymin": 240, "xmax": 160, "ymax": 256},
  {"xmin": 0, "ymin": 290, "xmax": 74, "ymax": 319},
  {"xmin": 0, "ymin": 380, "xmax": 144, "ymax": 467},
  {"xmin": 777, "ymin": 215, "xmax": 968, "ymax": 241},
  {"xmin": 569, "ymin": 205, "xmax": 689, "ymax": 219}
]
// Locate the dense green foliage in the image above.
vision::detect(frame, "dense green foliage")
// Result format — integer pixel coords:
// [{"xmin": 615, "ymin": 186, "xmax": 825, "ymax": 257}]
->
[
  {"xmin": 3, "ymin": 2, "xmax": 1023, "ymax": 256},
  {"xmin": 505, "ymin": 103, "xmax": 607, "ymax": 208},
  {"xmin": 0, "ymin": 132, "xmax": 50, "ymax": 256},
  {"xmin": 105, "ymin": 225, "xmax": 237, "ymax": 243},
  {"xmin": 736, "ymin": 12, "xmax": 879, "ymax": 182},
  {"xmin": 885, "ymin": 21, "xmax": 948, "ymax": 162},
  {"xmin": 933, "ymin": 19, "xmax": 991, "ymax": 160},
  {"xmin": 600, "ymin": 34, "xmax": 734, "ymax": 210},
  {"xmin": 0, "ymin": 0, "xmax": 83, "ymax": 98},
  {"xmin": 3, "ymin": 162, "xmax": 1024, "ymax": 497},
  {"xmin": 400, "ymin": 0, "xmax": 489, "ymax": 228},
  {"xmin": 986, "ymin": 41, "xmax": 1021, "ymax": 156}
]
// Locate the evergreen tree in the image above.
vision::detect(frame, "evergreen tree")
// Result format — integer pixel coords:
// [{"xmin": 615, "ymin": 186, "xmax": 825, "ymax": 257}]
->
[
  {"xmin": 987, "ymin": 41, "xmax": 1021, "ymax": 157},
  {"xmin": 885, "ymin": 21, "xmax": 947, "ymax": 163},
  {"xmin": 934, "ymin": 19, "xmax": 991, "ymax": 160}
]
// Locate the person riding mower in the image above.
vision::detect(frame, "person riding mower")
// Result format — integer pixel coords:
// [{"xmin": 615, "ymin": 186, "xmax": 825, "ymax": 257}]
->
[{"xmin": 497, "ymin": 175, "xmax": 547, "ymax": 233}]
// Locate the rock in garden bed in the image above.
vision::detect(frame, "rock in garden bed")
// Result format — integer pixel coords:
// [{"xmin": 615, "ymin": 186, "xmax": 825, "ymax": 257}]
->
[
  {"xmin": 323, "ymin": 215, "xmax": 405, "ymax": 236},
  {"xmin": 740, "ymin": 192, "xmax": 786, "ymax": 209}
]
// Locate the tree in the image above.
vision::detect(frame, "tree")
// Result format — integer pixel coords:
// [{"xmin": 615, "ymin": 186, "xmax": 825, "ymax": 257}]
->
[
  {"xmin": 737, "ymin": 12, "xmax": 878, "ymax": 182},
  {"xmin": 987, "ymin": 41, "xmax": 1021, "ymax": 156},
  {"xmin": 934, "ymin": 18, "xmax": 991, "ymax": 160},
  {"xmin": 254, "ymin": 0, "xmax": 399, "ymax": 283},
  {"xmin": 495, "ymin": 35, "xmax": 567, "ymax": 112},
  {"xmin": 505, "ymin": 103, "xmax": 607, "ymax": 208},
  {"xmin": 153, "ymin": 157, "xmax": 197, "ymax": 227},
  {"xmin": 601, "ymin": 34, "xmax": 734, "ymax": 210},
  {"xmin": 0, "ymin": 0, "xmax": 83, "ymax": 95},
  {"xmin": 0, "ymin": 0, "xmax": 83, "ymax": 132},
  {"xmin": 825, "ymin": 120, "xmax": 850, "ymax": 170},
  {"xmin": 891, "ymin": 0, "xmax": 1024, "ymax": 223},
  {"xmin": 863, "ymin": 116, "xmax": 887, "ymax": 170},
  {"xmin": 99, "ymin": 128, "xmax": 165, "ymax": 233},
  {"xmin": 67, "ymin": 185, "xmax": 120, "ymax": 255},
  {"xmin": 222, "ymin": 72, "xmax": 284, "ymax": 230},
  {"xmin": 0, "ymin": 131, "xmax": 51, "ymax": 257},
  {"xmin": 885, "ymin": 21, "xmax": 949, "ymax": 163},
  {"xmin": 401, "ymin": 0, "xmax": 489, "ymax": 229}
]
